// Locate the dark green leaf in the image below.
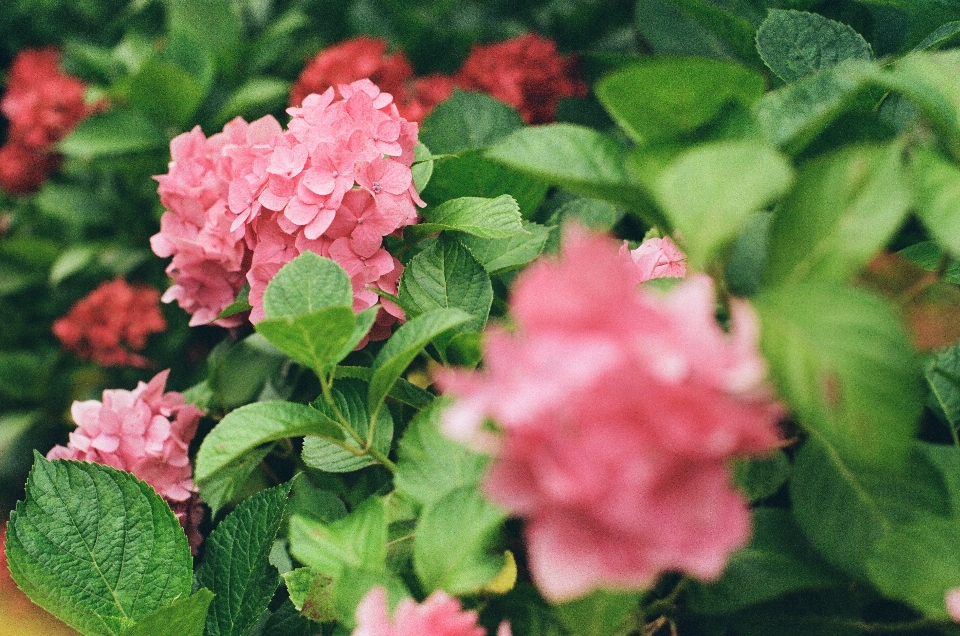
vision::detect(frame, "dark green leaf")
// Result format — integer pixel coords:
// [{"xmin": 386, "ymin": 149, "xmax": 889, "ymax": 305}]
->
[
  {"xmin": 198, "ymin": 445, "xmax": 273, "ymax": 517},
  {"xmin": 164, "ymin": 0, "xmax": 241, "ymax": 76},
  {"xmin": 6, "ymin": 456, "xmax": 193, "ymax": 636},
  {"xmin": 756, "ymin": 10, "xmax": 872, "ymax": 84},
  {"xmin": 914, "ymin": 21, "xmax": 960, "ymax": 51},
  {"xmin": 555, "ymin": 590, "xmax": 641, "ymax": 636},
  {"xmin": 214, "ymin": 78, "xmax": 289, "ymax": 127},
  {"xmin": 457, "ymin": 221, "xmax": 552, "ymax": 274},
  {"xmin": 733, "ymin": 451, "xmax": 791, "ymax": 502},
  {"xmin": 303, "ymin": 380, "xmax": 393, "ymax": 473},
  {"xmin": 58, "ymin": 108, "xmax": 167, "ymax": 158},
  {"xmin": 207, "ymin": 333, "xmax": 288, "ymax": 412},
  {"xmin": 260, "ymin": 598, "xmax": 313, "ymax": 636},
  {"xmin": 658, "ymin": 0, "xmax": 762, "ymax": 64},
  {"xmin": 127, "ymin": 58, "xmax": 205, "ymax": 128},
  {"xmin": 419, "ymin": 90, "xmax": 525, "ymax": 155},
  {"xmin": 411, "ymin": 195, "xmax": 524, "ymax": 239}
]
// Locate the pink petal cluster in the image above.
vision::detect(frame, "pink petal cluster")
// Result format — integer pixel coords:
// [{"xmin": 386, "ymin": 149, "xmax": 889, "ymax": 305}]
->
[
  {"xmin": 52, "ymin": 278, "xmax": 167, "ymax": 368},
  {"xmin": 46, "ymin": 370, "xmax": 205, "ymax": 552},
  {"xmin": 353, "ymin": 587, "xmax": 510, "ymax": 636},
  {"xmin": 0, "ymin": 48, "xmax": 101, "ymax": 194},
  {"xmin": 152, "ymin": 79, "xmax": 421, "ymax": 338},
  {"xmin": 947, "ymin": 587, "xmax": 960, "ymax": 623},
  {"xmin": 622, "ymin": 236, "xmax": 687, "ymax": 282},
  {"xmin": 436, "ymin": 228, "xmax": 784, "ymax": 601}
]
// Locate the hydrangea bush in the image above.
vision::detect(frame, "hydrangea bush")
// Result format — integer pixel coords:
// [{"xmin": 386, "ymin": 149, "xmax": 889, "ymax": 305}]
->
[{"xmin": 6, "ymin": 2, "xmax": 960, "ymax": 636}]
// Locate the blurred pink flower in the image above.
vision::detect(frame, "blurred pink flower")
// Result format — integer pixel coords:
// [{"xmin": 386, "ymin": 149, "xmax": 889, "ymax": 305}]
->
[
  {"xmin": 623, "ymin": 236, "xmax": 687, "ymax": 282},
  {"xmin": 46, "ymin": 370, "xmax": 205, "ymax": 552},
  {"xmin": 436, "ymin": 227, "xmax": 784, "ymax": 601},
  {"xmin": 947, "ymin": 587, "xmax": 960, "ymax": 623},
  {"xmin": 353, "ymin": 587, "xmax": 510, "ymax": 636}
]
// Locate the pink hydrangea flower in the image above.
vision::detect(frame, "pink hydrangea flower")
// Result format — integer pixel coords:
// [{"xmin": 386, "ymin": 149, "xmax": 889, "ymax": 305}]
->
[
  {"xmin": 46, "ymin": 370, "xmax": 205, "ymax": 553},
  {"xmin": 152, "ymin": 79, "xmax": 423, "ymax": 338},
  {"xmin": 436, "ymin": 227, "xmax": 784, "ymax": 601},
  {"xmin": 622, "ymin": 236, "xmax": 687, "ymax": 282},
  {"xmin": 353, "ymin": 587, "xmax": 510, "ymax": 636}
]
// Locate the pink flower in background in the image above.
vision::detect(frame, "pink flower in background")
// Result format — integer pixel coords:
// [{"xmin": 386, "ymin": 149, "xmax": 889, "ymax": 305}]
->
[
  {"xmin": 153, "ymin": 79, "xmax": 422, "ymax": 341},
  {"xmin": 947, "ymin": 587, "xmax": 960, "ymax": 623},
  {"xmin": 46, "ymin": 370, "xmax": 205, "ymax": 552},
  {"xmin": 53, "ymin": 278, "xmax": 167, "ymax": 368},
  {"xmin": 623, "ymin": 236, "xmax": 687, "ymax": 282},
  {"xmin": 353, "ymin": 587, "xmax": 510, "ymax": 636},
  {"xmin": 436, "ymin": 227, "xmax": 783, "ymax": 601},
  {"xmin": 455, "ymin": 33, "xmax": 587, "ymax": 124},
  {"xmin": 0, "ymin": 140, "xmax": 59, "ymax": 194}
]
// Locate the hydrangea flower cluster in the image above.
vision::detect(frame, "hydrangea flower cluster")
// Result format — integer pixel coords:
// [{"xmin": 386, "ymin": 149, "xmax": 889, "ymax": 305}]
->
[
  {"xmin": 290, "ymin": 33, "xmax": 585, "ymax": 124},
  {"xmin": 152, "ymin": 79, "xmax": 421, "ymax": 337},
  {"xmin": 436, "ymin": 228, "xmax": 784, "ymax": 601},
  {"xmin": 0, "ymin": 48, "xmax": 99, "ymax": 194},
  {"xmin": 46, "ymin": 370, "xmax": 205, "ymax": 552},
  {"xmin": 352, "ymin": 587, "xmax": 511, "ymax": 636},
  {"xmin": 52, "ymin": 278, "xmax": 167, "ymax": 368}
]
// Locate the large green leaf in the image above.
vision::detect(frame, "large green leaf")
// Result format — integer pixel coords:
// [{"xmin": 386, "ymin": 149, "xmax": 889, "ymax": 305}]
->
[
  {"xmin": 765, "ymin": 142, "xmax": 911, "ymax": 287},
  {"xmin": 554, "ymin": 590, "xmax": 642, "ymax": 636},
  {"xmin": 413, "ymin": 486, "xmax": 507, "ymax": 595},
  {"xmin": 302, "ymin": 380, "xmax": 393, "ymax": 473},
  {"xmin": 164, "ymin": 0, "xmax": 241, "ymax": 76},
  {"xmin": 58, "ymin": 108, "xmax": 167, "ymax": 158},
  {"xmin": 754, "ymin": 282, "xmax": 921, "ymax": 467},
  {"xmin": 596, "ymin": 58, "xmax": 765, "ymax": 144},
  {"xmin": 653, "ymin": 140, "xmax": 793, "ymax": 270},
  {"xmin": 410, "ymin": 195, "xmax": 525, "ymax": 239},
  {"xmin": 419, "ymin": 90, "xmax": 525, "ymax": 155},
  {"xmin": 117, "ymin": 591, "xmax": 214, "ymax": 636},
  {"xmin": 756, "ymin": 10, "xmax": 872, "ymax": 84},
  {"xmin": 926, "ymin": 341, "xmax": 960, "ymax": 433},
  {"xmin": 196, "ymin": 482, "xmax": 292, "ymax": 636},
  {"xmin": 657, "ymin": 0, "xmax": 762, "ymax": 64},
  {"xmin": 194, "ymin": 401, "xmax": 343, "ymax": 484},
  {"xmin": 399, "ymin": 235, "xmax": 493, "ymax": 334},
  {"xmin": 288, "ymin": 496, "xmax": 387, "ymax": 579},
  {"xmin": 456, "ymin": 221, "xmax": 552, "ymax": 275},
  {"xmin": 394, "ymin": 402, "xmax": 490, "ymax": 507},
  {"xmin": 127, "ymin": 58, "xmax": 205, "ymax": 128},
  {"xmin": 6, "ymin": 456, "xmax": 193, "ymax": 636},
  {"xmin": 910, "ymin": 146, "xmax": 960, "ymax": 258},
  {"xmin": 255, "ymin": 307, "xmax": 359, "ymax": 376},
  {"xmin": 687, "ymin": 508, "xmax": 841, "ymax": 614},
  {"xmin": 261, "ymin": 252, "xmax": 353, "ymax": 318},
  {"xmin": 790, "ymin": 439, "xmax": 949, "ymax": 579}
]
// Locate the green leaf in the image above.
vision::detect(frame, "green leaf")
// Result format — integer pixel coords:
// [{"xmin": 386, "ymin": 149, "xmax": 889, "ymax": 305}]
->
[
  {"xmin": 283, "ymin": 567, "xmax": 336, "ymax": 623},
  {"xmin": 413, "ymin": 486, "xmax": 507, "ymax": 595},
  {"xmin": 6, "ymin": 456, "xmax": 193, "ymax": 636},
  {"xmin": 260, "ymin": 598, "xmax": 314, "ymax": 636},
  {"xmin": 288, "ymin": 496, "xmax": 387, "ymax": 578},
  {"xmin": 765, "ymin": 142, "xmax": 911, "ymax": 287},
  {"xmin": 198, "ymin": 444, "xmax": 273, "ymax": 517},
  {"xmin": 399, "ymin": 235, "xmax": 493, "ymax": 334},
  {"xmin": 302, "ymin": 379, "xmax": 393, "ymax": 473},
  {"xmin": 196, "ymin": 482, "xmax": 291, "ymax": 636},
  {"xmin": 733, "ymin": 451, "xmax": 791, "ymax": 502},
  {"xmin": 256, "ymin": 307, "xmax": 358, "ymax": 376},
  {"xmin": 790, "ymin": 439, "xmax": 949, "ymax": 579},
  {"xmin": 262, "ymin": 252, "xmax": 353, "ymax": 318},
  {"xmin": 868, "ymin": 513, "xmax": 960, "ymax": 620},
  {"xmin": 551, "ymin": 197, "xmax": 624, "ymax": 231},
  {"xmin": 755, "ymin": 59, "xmax": 875, "ymax": 152},
  {"xmin": 127, "ymin": 58, "xmax": 205, "ymax": 128},
  {"xmin": 195, "ymin": 401, "xmax": 343, "ymax": 484},
  {"xmin": 554, "ymin": 590, "xmax": 641, "ymax": 636},
  {"xmin": 412, "ymin": 143, "xmax": 433, "ymax": 194},
  {"xmin": 411, "ymin": 195, "xmax": 524, "ymax": 239},
  {"xmin": 58, "ymin": 108, "xmax": 167, "ymax": 158},
  {"xmin": 419, "ymin": 90, "xmax": 525, "ymax": 155},
  {"xmin": 635, "ymin": 0, "xmax": 746, "ymax": 61},
  {"xmin": 367, "ymin": 308, "xmax": 472, "ymax": 418},
  {"xmin": 756, "ymin": 10, "xmax": 872, "ymax": 84},
  {"xmin": 654, "ymin": 140, "xmax": 793, "ymax": 270},
  {"xmin": 926, "ymin": 342, "xmax": 960, "ymax": 433},
  {"xmin": 687, "ymin": 508, "xmax": 841, "ymax": 614},
  {"xmin": 658, "ymin": 0, "xmax": 762, "ymax": 64},
  {"xmin": 596, "ymin": 58, "xmax": 765, "ymax": 144},
  {"xmin": 485, "ymin": 124, "xmax": 664, "ymax": 226},
  {"xmin": 754, "ymin": 283, "xmax": 922, "ymax": 467},
  {"xmin": 394, "ymin": 402, "xmax": 490, "ymax": 507},
  {"xmin": 910, "ymin": 146, "xmax": 960, "ymax": 258},
  {"xmin": 335, "ymin": 366, "xmax": 434, "ymax": 409},
  {"xmin": 214, "ymin": 77, "xmax": 289, "ymax": 127},
  {"xmin": 164, "ymin": 0, "xmax": 241, "ymax": 76},
  {"xmin": 330, "ymin": 569, "xmax": 411, "ymax": 630},
  {"xmin": 206, "ymin": 333, "xmax": 288, "ymax": 412},
  {"xmin": 914, "ymin": 21, "xmax": 960, "ymax": 52},
  {"xmin": 118, "ymin": 590, "xmax": 214, "ymax": 636},
  {"xmin": 457, "ymin": 221, "xmax": 552, "ymax": 274}
]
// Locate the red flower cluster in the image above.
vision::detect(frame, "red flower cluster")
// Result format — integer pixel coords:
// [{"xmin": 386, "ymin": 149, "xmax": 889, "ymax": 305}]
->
[
  {"xmin": 290, "ymin": 33, "xmax": 585, "ymax": 124},
  {"xmin": 53, "ymin": 278, "xmax": 167, "ymax": 368},
  {"xmin": 0, "ymin": 48, "xmax": 98, "ymax": 194}
]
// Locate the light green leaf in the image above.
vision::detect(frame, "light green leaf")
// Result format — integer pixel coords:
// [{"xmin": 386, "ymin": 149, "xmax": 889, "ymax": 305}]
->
[
  {"xmin": 419, "ymin": 90, "xmax": 525, "ymax": 155},
  {"xmin": 214, "ymin": 77, "xmax": 289, "ymax": 126},
  {"xmin": 198, "ymin": 444, "xmax": 273, "ymax": 517},
  {"xmin": 596, "ymin": 58, "xmax": 765, "ymax": 144},
  {"xmin": 926, "ymin": 342, "xmax": 960, "ymax": 433},
  {"xmin": 330, "ymin": 569, "xmax": 411, "ymax": 630},
  {"xmin": 127, "ymin": 58, "xmax": 205, "ymax": 128},
  {"xmin": 49, "ymin": 246, "xmax": 96, "ymax": 285},
  {"xmin": 765, "ymin": 141, "xmax": 911, "ymax": 287},
  {"xmin": 58, "ymin": 108, "xmax": 167, "ymax": 158},
  {"xmin": 6, "ymin": 456, "xmax": 193, "ymax": 636},
  {"xmin": 688, "ymin": 508, "xmax": 840, "ymax": 614},
  {"xmin": 412, "ymin": 143, "xmax": 433, "ymax": 194},
  {"xmin": 413, "ymin": 486, "xmax": 507, "ymax": 595},
  {"xmin": 118, "ymin": 590, "xmax": 214, "ymax": 636},
  {"xmin": 256, "ymin": 307, "xmax": 358, "ymax": 376},
  {"xmin": 654, "ymin": 140, "xmax": 793, "ymax": 270},
  {"xmin": 399, "ymin": 235, "xmax": 493, "ymax": 334},
  {"xmin": 196, "ymin": 482, "xmax": 291, "ymax": 636},
  {"xmin": 367, "ymin": 309, "xmax": 472, "ymax": 418},
  {"xmin": 555, "ymin": 590, "xmax": 641, "ymax": 636},
  {"xmin": 262, "ymin": 252, "xmax": 353, "ymax": 318},
  {"xmin": 411, "ymin": 195, "xmax": 524, "ymax": 239},
  {"xmin": 790, "ymin": 439, "xmax": 949, "ymax": 579},
  {"xmin": 394, "ymin": 402, "xmax": 490, "ymax": 507},
  {"xmin": 754, "ymin": 282, "xmax": 921, "ymax": 467},
  {"xmin": 302, "ymin": 379, "xmax": 393, "ymax": 473},
  {"xmin": 457, "ymin": 221, "xmax": 552, "ymax": 274},
  {"xmin": 910, "ymin": 146, "xmax": 960, "ymax": 258},
  {"xmin": 733, "ymin": 451, "xmax": 791, "ymax": 503},
  {"xmin": 283, "ymin": 567, "xmax": 336, "ymax": 623},
  {"xmin": 195, "ymin": 401, "xmax": 343, "ymax": 484},
  {"xmin": 164, "ymin": 0, "xmax": 241, "ymax": 76},
  {"xmin": 288, "ymin": 496, "xmax": 387, "ymax": 578},
  {"xmin": 756, "ymin": 10, "xmax": 872, "ymax": 84}
]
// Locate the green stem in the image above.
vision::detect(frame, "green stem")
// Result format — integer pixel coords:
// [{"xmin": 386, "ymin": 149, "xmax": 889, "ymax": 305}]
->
[
  {"xmin": 366, "ymin": 446, "xmax": 397, "ymax": 473},
  {"xmin": 319, "ymin": 372, "xmax": 365, "ymax": 447}
]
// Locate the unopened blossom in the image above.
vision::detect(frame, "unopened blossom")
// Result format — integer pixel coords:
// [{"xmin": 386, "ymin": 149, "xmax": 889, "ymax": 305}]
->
[
  {"xmin": 353, "ymin": 587, "xmax": 510, "ymax": 636},
  {"xmin": 623, "ymin": 236, "xmax": 687, "ymax": 282},
  {"xmin": 46, "ymin": 370, "xmax": 205, "ymax": 552},
  {"xmin": 436, "ymin": 228, "xmax": 783, "ymax": 601},
  {"xmin": 455, "ymin": 33, "xmax": 587, "ymax": 124},
  {"xmin": 53, "ymin": 278, "xmax": 167, "ymax": 368},
  {"xmin": 153, "ymin": 79, "xmax": 422, "ymax": 340}
]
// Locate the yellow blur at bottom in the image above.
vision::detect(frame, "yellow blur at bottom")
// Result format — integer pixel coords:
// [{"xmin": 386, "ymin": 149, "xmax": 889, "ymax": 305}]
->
[{"xmin": 0, "ymin": 586, "xmax": 80, "ymax": 636}]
